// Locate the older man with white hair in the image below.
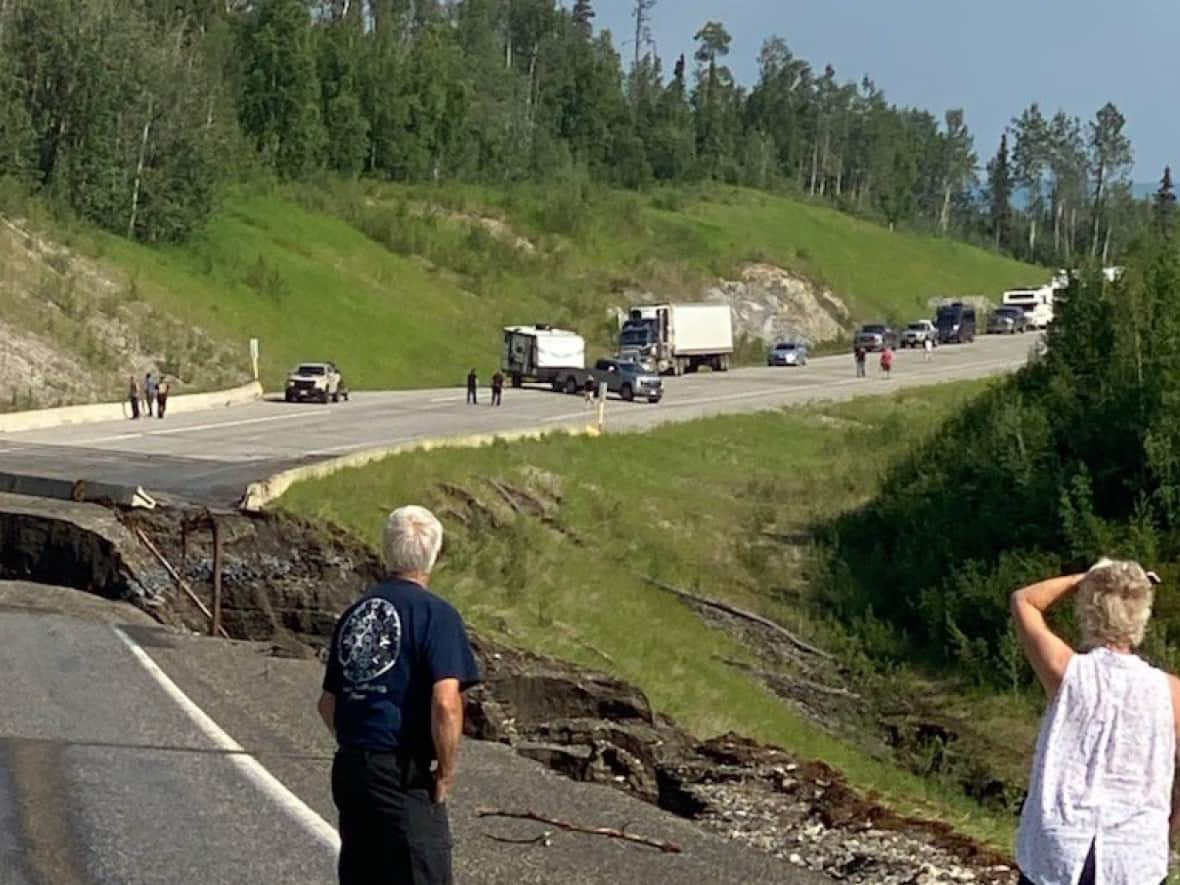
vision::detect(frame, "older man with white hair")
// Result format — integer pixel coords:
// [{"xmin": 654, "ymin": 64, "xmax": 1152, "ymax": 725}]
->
[{"xmin": 318, "ymin": 505, "xmax": 481, "ymax": 885}]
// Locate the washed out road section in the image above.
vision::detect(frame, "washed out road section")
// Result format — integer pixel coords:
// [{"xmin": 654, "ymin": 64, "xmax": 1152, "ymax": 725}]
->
[{"xmin": 0, "ymin": 335, "xmax": 1035, "ymax": 504}]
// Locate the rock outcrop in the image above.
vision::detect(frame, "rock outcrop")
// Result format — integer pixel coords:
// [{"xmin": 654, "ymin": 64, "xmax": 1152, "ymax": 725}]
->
[{"xmin": 705, "ymin": 263, "xmax": 850, "ymax": 345}]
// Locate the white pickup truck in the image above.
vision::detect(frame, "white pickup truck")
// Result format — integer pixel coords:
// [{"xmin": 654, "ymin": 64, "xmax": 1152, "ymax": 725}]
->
[{"xmin": 285, "ymin": 362, "xmax": 349, "ymax": 403}]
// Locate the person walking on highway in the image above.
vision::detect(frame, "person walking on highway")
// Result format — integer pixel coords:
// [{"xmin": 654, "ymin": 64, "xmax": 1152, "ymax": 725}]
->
[
  {"xmin": 583, "ymin": 376, "xmax": 596, "ymax": 407},
  {"xmin": 128, "ymin": 375, "xmax": 141, "ymax": 419},
  {"xmin": 143, "ymin": 372, "xmax": 158, "ymax": 417},
  {"xmin": 879, "ymin": 346, "xmax": 894, "ymax": 379},
  {"xmin": 490, "ymin": 371, "xmax": 504, "ymax": 407},
  {"xmin": 853, "ymin": 345, "xmax": 867, "ymax": 378},
  {"xmin": 319, "ymin": 506, "xmax": 482, "ymax": 885},
  {"xmin": 156, "ymin": 377, "xmax": 169, "ymax": 419},
  {"xmin": 1010, "ymin": 560, "xmax": 1177, "ymax": 885},
  {"xmin": 466, "ymin": 369, "xmax": 478, "ymax": 405},
  {"xmin": 922, "ymin": 336, "xmax": 933, "ymax": 362}
]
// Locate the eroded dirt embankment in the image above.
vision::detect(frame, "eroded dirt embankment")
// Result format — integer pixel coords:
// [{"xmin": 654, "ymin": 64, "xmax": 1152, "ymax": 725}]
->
[{"xmin": 0, "ymin": 498, "xmax": 1017, "ymax": 884}]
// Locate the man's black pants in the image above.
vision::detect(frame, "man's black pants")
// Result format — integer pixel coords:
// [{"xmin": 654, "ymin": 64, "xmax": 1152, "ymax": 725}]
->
[{"xmin": 332, "ymin": 748, "xmax": 452, "ymax": 885}]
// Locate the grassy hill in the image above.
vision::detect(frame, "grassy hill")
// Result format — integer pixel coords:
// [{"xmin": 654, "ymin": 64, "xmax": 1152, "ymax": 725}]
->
[{"xmin": 2, "ymin": 180, "xmax": 1040, "ymax": 401}]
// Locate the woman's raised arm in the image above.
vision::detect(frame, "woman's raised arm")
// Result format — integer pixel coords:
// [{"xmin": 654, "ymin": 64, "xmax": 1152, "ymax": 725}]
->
[{"xmin": 1010, "ymin": 574, "xmax": 1085, "ymax": 697}]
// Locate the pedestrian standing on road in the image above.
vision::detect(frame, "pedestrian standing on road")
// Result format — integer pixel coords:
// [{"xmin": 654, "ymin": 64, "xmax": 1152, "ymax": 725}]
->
[
  {"xmin": 853, "ymin": 346, "xmax": 867, "ymax": 378},
  {"xmin": 143, "ymin": 372, "xmax": 157, "ymax": 417},
  {"xmin": 156, "ymin": 378, "xmax": 169, "ymax": 419},
  {"xmin": 490, "ymin": 371, "xmax": 504, "ymax": 407},
  {"xmin": 922, "ymin": 337, "xmax": 933, "ymax": 362},
  {"xmin": 319, "ymin": 506, "xmax": 482, "ymax": 885},
  {"xmin": 583, "ymin": 376, "xmax": 596, "ymax": 407},
  {"xmin": 128, "ymin": 375, "xmax": 141, "ymax": 419},
  {"xmin": 879, "ymin": 346, "xmax": 893, "ymax": 379},
  {"xmin": 466, "ymin": 369, "xmax": 478, "ymax": 405},
  {"xmin": 1010, "ymin": 560, "xmax": 1177, "ymax": 885}
]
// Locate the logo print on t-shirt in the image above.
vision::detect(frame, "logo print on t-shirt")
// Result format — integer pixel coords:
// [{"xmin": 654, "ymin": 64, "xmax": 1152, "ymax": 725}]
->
[{"xmin": 339, "ymin": 598, "xmax": 402, "ymax": 685}]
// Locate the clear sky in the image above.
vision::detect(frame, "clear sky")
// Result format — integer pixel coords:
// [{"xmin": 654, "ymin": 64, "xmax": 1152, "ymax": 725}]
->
[{"xmin": 589, "ymin": 0, "xmax": 1178, "ymax": 178}]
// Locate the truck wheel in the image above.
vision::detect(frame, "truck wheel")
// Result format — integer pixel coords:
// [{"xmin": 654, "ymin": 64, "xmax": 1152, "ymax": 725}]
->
[
  {"xmin": 620, "ymin": 384, "xmax": 634, "ymax": 402},
  {"xmin": 565, "ymin": 377, "xmax": 578, "ymax": 395},
  {"xmin": 320, "ymin": 390, "xmax": 330, "ymax": 404},
  {"xmin": 331, "ymin": 391, "xmax": 340, "ymax": 403},
  {"xmin": 284, "ymin": 391, "xmax": 294, "ymax": 403},
  {"xmin": 720, "ymin": 355, "xmax": 730, "ymax": 372}
]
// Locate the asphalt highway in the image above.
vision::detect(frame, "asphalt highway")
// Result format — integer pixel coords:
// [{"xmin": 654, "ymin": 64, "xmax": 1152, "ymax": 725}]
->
[
  {"xmin": 0, "ymin": 334, "xmax": 1037, "ymax": 505},
  {"xmin": 0, "ymin": 582, "xmax": 829, "ymax": 884}
]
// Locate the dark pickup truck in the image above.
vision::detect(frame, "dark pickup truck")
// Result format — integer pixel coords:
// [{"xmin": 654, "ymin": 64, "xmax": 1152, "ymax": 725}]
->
[{"xmin": 551, "ymin": 358, "xmax": 664, "ymax": 403}]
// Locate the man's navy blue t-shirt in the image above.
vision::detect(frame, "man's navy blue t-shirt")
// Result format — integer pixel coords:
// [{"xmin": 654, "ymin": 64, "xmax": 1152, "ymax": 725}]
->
[{"xmin": 323, "ymin": 580, "xmax": 482, "ymax": 755}]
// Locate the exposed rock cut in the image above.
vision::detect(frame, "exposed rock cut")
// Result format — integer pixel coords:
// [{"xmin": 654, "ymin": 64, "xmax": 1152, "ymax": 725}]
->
[{"xmin": 705, "ymin": 263, "xmax": 850, "ymax": 345}]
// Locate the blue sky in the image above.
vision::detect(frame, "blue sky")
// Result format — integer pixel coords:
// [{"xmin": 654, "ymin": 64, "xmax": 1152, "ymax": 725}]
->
[{"xmin": 587, "ymin": 0, "xmax": 1178, "ymax": 178}]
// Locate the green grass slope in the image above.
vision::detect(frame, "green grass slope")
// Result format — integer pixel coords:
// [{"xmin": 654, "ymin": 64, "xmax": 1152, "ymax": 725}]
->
[
  {"xmin": 20, "ymin": 182, "xmax": 1041, "ymax": 393},
  {"xmin": 279, "ymin": 381, "xmax": 1023, "ymax": 849}
]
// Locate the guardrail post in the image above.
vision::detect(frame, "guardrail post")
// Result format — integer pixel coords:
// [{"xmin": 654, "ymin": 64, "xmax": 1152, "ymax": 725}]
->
[{"xmin": 210, "ymin": 517, "xmax": 224, "ymax": 637}]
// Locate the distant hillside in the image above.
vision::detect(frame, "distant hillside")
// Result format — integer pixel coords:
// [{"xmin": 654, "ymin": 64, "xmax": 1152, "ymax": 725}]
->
[{"xmin": 0, "ymin": 182, "xmax": 1042, "ymax": 407}]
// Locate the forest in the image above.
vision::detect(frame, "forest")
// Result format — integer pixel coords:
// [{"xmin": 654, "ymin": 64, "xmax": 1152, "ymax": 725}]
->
[{"xmin": 0, "ymin": 0, "xmax": 1152, "ymax": 264}]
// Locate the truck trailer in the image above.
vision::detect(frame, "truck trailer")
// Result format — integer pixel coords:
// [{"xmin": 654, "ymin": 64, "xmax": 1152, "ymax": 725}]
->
[
  {"xmin": 502, "ymin": 325, "xmax": 586, "ymax": 387},
  {"xmin": 617, "ymin": 303, "xmax": 734, "ymax": 375}
]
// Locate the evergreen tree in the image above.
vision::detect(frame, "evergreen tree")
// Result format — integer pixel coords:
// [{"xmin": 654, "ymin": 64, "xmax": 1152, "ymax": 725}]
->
[
  {"xmin": 1011, "ymin": 103, "xmax": 1049, "ymax": 259},
  {"xmin": 1156, "ymin": 165, "xmax": 1176, "ymax": 238},
  {"xmin": 239, "ymin": 0, "xmax": 326, "ymax": 178},
  {"xmin": 571, "ymin": 0, "xmax": 594, "ymax": 39},
  {"xmin": 986, "ymin": 132, "xmax": 1013, "ymax": 251},
  {"xmin": 691, "ymin": 21, "xmax": 734, "ymax": 179},
  {"xmin": 1087, "ymin": 102, "xmax": 1133, "ymax": 257},
  {"xmin": 318, "ymin": 17, "xmax": 370, "ymax": 176},
  {"xmin": 936, "ymin": 109, "xmax": 976, "ymax": 235}
]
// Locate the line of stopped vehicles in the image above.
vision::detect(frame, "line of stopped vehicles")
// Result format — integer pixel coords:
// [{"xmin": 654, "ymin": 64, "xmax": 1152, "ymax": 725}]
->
[{"xmin": 280, "ymin": 276, "xmax": 1084, "ymax": 406}]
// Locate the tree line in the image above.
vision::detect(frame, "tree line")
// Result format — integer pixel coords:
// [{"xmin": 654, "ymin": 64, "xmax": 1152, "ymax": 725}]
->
[{"xmin": 0, "ymin": 0, "xmax": 1150, "ymax": 259}]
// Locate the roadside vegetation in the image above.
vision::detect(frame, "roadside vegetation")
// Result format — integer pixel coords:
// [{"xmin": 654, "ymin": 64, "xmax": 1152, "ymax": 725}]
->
[
  {"xmin": 280, "ymin": 379, "xmax": 1034, "ymax": 849},
  {"xmin": 822, "ymin": 217, "xmax": 1180, "ymax": 687}
]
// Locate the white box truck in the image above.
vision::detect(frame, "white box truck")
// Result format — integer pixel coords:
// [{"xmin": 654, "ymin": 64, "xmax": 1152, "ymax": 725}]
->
[
  {"xmin": 617, "ymin": 303, "xmax": 734, "ymax": 375},
  {"xmin": 502, "ymin": 325, "xmax": 586, "ymax": 388}
]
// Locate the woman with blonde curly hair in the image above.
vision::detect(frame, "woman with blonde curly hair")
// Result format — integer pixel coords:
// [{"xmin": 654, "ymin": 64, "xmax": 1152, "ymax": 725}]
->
[{"xmin": 1011, "ymin": 559, "xmax": 1179, "ymax": 885}]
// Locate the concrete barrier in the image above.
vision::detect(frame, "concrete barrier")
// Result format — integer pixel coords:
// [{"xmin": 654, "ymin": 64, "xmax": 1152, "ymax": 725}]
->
[
  {"xmin": 0, "ymin": 381, "xmax": 264, "ymax": 434},
  {"xmin": 241, "ymin": 424, "xmax": 599, "ymax": 512}
]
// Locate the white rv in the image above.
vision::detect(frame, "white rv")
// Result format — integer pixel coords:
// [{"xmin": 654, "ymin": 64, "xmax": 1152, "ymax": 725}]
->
[
  {"xmin": 502, "ymin": 325, "xmax": 586, "ymax": 387},
  {"xmin": 1001, "ymin": 284, "xmax": 1055, "ymax": 329}
]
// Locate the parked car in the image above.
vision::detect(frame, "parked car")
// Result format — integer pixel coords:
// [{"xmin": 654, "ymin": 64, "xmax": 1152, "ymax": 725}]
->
[
  {"xmin": 900, "ymin": 321, "xmax": 938, "ymax": 349},
  {"xmin": 766, "ymin": 340, "xmax": 809, "ymax": 367},
  {"xmin": 285, "ymin": 362, "xmax": 348, "ymax": 403},
  {"xmin": 854, "ymin": 324, "xmax": 899, "ymax": 352},
  {"xmin": 987, "ymin": 305, "xmax": 1028, "ymax": 335}
]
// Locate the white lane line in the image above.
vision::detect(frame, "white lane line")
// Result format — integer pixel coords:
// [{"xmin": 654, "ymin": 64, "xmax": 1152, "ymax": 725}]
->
[
  {"xmin": 542, "ymin": 409, "xmax": 596, "ymax": 423},
  {"xmin": 111, "ymin": 626, "xmax": 341, "ymax": 853},
  {"xmin": 429, "ymin": 395, "xmax": 464, "ymax": 404},
  {"xmin": 74, "ymin": 411, "xmax": 314, "ymax": 445}
]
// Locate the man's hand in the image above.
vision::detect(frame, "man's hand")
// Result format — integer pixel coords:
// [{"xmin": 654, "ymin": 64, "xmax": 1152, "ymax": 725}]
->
[
  {"xmin": 433, "ymin": 768, "xmax": 456, "ymax": 805},
  {"xmin": 431, "ymin": 678, "xmax": 463, "ymax": 805},
  {"xmin": 317, "ymin": 691, "xmax": 336, "ymax": 737}
]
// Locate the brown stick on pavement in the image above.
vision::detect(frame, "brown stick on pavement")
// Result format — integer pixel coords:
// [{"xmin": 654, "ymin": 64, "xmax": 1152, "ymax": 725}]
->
[{"xmin": 476, "ymin": 808, "xmax": 683, "ymax": 854}]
